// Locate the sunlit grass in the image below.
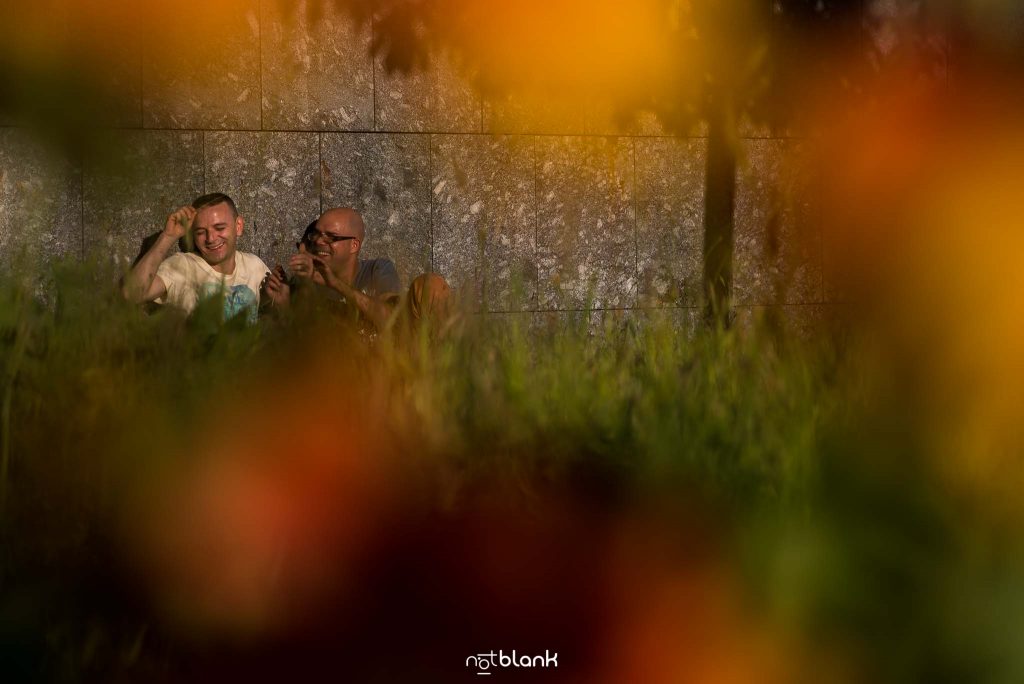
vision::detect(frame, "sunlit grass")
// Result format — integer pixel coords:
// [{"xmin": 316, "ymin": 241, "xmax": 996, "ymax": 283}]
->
[{"xmin": 2, "ymin": 256, "xmax": 1024, "ymax": 683}]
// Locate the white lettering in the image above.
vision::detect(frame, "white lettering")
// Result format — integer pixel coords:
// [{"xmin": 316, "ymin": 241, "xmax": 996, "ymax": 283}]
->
[{"xmin": 467, "ymin": 649, "xmax": 560, "ymax": 671}]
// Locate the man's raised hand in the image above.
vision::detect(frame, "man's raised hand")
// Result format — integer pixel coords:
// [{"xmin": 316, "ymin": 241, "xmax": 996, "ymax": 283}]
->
[
  {"xmin": 122, "ymin": 206, "xmax": 192, "ymax": 303},
  {"xmin": 288, "ymin": 242, "xmax": 317, "ymax": 280},
  {"xmin": 261, "ymin": 266, "xmax": 291, "ymax": 308},
  {"xmin": 164, "ymin": 206, "xmax": 196, "ymax": 240},
  {"xmin": 311, "ymin": 255, "xmax": 343, "ymax": 291}
]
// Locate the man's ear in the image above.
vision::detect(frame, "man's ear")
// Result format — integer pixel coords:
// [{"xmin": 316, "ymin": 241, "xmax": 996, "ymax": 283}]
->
[
  {"xmin": 235, "ymin": 215, "xmax": 244, "ymax": 237},
  {"xmin": 350, "ymin": 238, "xmax": 361, "ymax": 255}
]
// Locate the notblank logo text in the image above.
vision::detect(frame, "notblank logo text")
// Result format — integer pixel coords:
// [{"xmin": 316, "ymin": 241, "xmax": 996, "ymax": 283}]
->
[{"xmin": 466, "ymin": 650, "xmax": 559, "ymax": 675}]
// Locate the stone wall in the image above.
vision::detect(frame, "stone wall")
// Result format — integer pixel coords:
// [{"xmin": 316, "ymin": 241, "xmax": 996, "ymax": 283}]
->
[{"xmin": 0, "ymin": 1, "xmax": 833, "ymax": 329}]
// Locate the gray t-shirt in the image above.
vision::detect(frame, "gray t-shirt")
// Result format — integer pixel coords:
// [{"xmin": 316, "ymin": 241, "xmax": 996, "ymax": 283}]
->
[
  {"xmin": 353, "ymin": 258, "xmax": 401, "ymax": 299},
  {"xmin": 297, "ymin": 257, "xmax": 402, "ymax": 324}
]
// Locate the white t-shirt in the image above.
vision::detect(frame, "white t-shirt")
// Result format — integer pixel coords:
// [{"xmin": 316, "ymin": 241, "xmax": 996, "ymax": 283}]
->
[{"xmin": 156, "ymin": 251, "xmax": 268, "ymax": 324}]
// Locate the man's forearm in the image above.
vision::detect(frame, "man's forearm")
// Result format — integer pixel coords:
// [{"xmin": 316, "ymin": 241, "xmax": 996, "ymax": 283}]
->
[
  {"xmin": 122, "ymin": 232, "xmax": 177, "ymax": 302},
  {"xmin": 330, "ymin": 279, "xmax": 394, "ymax": 330}
]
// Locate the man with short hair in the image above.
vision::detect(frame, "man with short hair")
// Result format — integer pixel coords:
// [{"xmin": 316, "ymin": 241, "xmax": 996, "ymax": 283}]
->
[
  {"xmin": 122, "ymin": 192, "xmax": 269, "ymax": 324},
  {"xmin": 263, "ymin": 207, "xmax": 450, "ymax": 333}
]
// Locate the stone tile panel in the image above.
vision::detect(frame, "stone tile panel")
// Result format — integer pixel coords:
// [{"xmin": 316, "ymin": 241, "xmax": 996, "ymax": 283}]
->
[
  {"xmin": 867, "ymin": 0, "xmax": 948, "ymax": 81},
  {"xmin": 536, "ymin": 136, "xmax": 636, "ymax": 310},
  {"xmin": 0, "ymin": 129, "xmax": 82, "ymax": 268},
  {"xmin": 82, "ymin": 130, "xmax": 203, "ymax": 268},
  {"xmin": 484, "ymin": 91, "xmax": 586, "ymax": 136},
  {"xmin": 466, "ymin": 310, "xmax": 536, "ymax": 347},
  {"xmin": 376, "ymin": 48, "xmax": 480, "ymax": 133},
  {"xmin": 635, "ymin": 306, "xmax": 704, "ymax": 338},
  {"xmin": 585, "ymin": 99, "xmax": 671, "ymax": 137},
  {"xmin": 0, "ymin": 2, "xmax": 142, "ymax": 128},
  {"xmin": 733, "ymin": 139, "xmax": 822, "ymax": 306},
  {"xmin": 821, "ymin": 209, "xmax": 854, "ymax": 305},
  {"xmin": 261, "ymin": 0, "xmax": 373, "ymax": 131},
  {"xmin": 431, "ymin": 134, "xmax": 536, "ymax": 312},
  {"xmin": 78, "ymin": 5, "xmax": 144, "ymax": 128},
  {"xmin": 733, "ymin": 304, "xmax": 835, "ymax": 341},
  {"xmin": 142, "ymin": 0, "xmax": 261, "ymax": 129},
  {"xmin": 635, "ymin": 138, "xmax": 706, "ymax": 307},
  {"xmin": 321, "ymin": 132, "xmax": 430, "ymax": 289},
  {"xmin": 532, "ymin": 308, "xmax": 637, "ymax": 340},
  {"xmin": 204, "ymin": 131, "xmax": 321, "ymax": 269}
]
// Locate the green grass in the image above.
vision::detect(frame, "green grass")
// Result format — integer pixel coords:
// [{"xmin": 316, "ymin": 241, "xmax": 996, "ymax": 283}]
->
[{"xmin": 2, "ymin": 256, "xmax": 1024, "ymax": 683}]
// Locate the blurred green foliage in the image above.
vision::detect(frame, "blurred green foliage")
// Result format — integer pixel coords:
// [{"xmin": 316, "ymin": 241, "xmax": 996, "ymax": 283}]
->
[{"xmin": 1, "ymin": 257, "xmax": 1024, "ymax": 683}]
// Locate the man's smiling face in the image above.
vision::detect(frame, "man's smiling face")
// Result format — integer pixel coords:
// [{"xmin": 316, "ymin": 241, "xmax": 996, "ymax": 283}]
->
[
  {"xmin": 193, "ymin": 201, "xmax": 243, "ymax": 273},
  {"xmin": 310, "ymin": 209, "xmax": 362, "ymax": 273}
]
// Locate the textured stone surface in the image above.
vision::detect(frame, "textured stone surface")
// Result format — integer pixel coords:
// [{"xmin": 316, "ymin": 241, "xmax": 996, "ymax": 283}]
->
[
  {"xmin": 737, "ymin": 116, "xmax": 775, "ymax": 139},
  {"xmin": 431, "ymin": 134, "xmax": 536, "ymax": 312},
  {"xmin": 0, "ymin": 129, "xmax": 82, "ymax": 268},
  {"xmin": 85, "ymin": 7, "xmax": 144, "ymax": 128},
  {"xmin": 733, "ymin": 140, "xmax": 822, "ymax": 306},
  {"xmin": 2, "ymin": 1, "xmax": 861, "ymax": 344},
  {"xmin": 484, "ymin": 91, "xmax": 586, "ymax": 135},
  {"xmin": 82, "ymin": 130, "xmax": 203, "ymax": 268},
  {"xmin": 376, "ymin": 48, "xmax": 480, "ymax": 133},
  {"xmin": 536, "ymin": 136, "xmax": 636, "ymax": 310},
  {"xmin": 261, "ymin": 1, "xmax": 373, "ymax": 131},
  {"xmin": 59, "ymin": 4, "xmax": 144, "ymax": 128},
  {"xmin": 142, "ymin": 0, "xmax": 261, "ymax": 129},
  {"xmin": 205, "ymin": 131, "xmax": 320, "ymax": 270},
  {"xmin": 635, "ymin": 138, "xmax": 706, "ymax": 307},
  {"xmin": 468, "ymin": 311, "xmax": 536, "ymax": 347},
  {"xmin": 585, "ymin": 100, "xmax": 670, "ymax": 137},
  {"xmin": 532, "ymin": 307, "xmax": 637, "ymax": 339},
  {"xmin": 0, "ymin": 2, "xmax": 142, "ymax": 128},
  {"xmin": 866, "ymin": 0, "xmax": 948, "ymax": 80},
  {"xmin": 93, "ymin": 53, "xmax": 144, "ymax": 129},
  {"xmin": 733, "ymin": 304, "xmax": 834, "ymax": 340},
  {"xmin": 821, "ymin": 217, "xmax": 848, "ymax": 304},
  {"xmin": 321, "ymin": 133, "xmax": 430, "ymax": 288},
  {"xmin": 635, "ymin": 306, "xmax": 704, "ymax": 338}
]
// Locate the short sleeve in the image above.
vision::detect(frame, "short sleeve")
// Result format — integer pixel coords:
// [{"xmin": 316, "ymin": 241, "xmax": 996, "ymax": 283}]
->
[
  {"xmin": 249, "ymin": 254, "xmax": 270, "ymax": 277},
  {"xmin": 155, "ymin": 253, "xmax": 190, "ymax": 305},
  {"xmin": 241, "ymin": 253, "xmax": 270, "ymax": 297}
]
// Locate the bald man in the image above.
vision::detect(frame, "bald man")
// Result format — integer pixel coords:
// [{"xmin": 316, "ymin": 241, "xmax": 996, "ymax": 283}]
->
[{"xmin": 263, "ymin": 207, "xmax": 449, "ymax": 332}]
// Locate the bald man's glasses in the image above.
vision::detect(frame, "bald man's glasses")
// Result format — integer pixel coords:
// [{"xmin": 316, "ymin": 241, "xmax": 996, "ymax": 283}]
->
[{"xmin": 299, "ymin": 229, "xmax": 357, "ymax": 248}]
